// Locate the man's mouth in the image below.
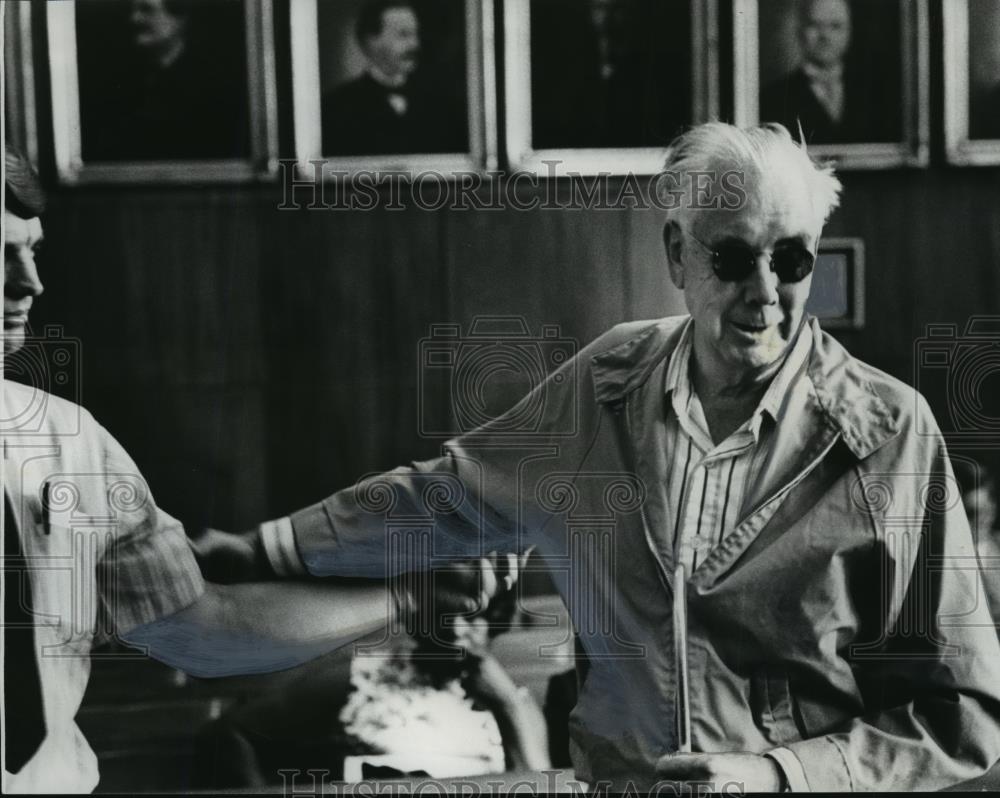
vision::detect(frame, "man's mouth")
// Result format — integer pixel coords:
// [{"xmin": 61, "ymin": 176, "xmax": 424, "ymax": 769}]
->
[
  {"xmin": 731, "ymin": 320, "xmax": 770, "ymax": 334},
  {"xmin": 4, "ymin": 309, "xmax": 30, "ymax": 327}
]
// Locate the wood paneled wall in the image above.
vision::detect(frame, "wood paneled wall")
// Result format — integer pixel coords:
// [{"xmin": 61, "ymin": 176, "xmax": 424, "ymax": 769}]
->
[{"xmin": 27, "ymin": 166, "xmax": 1000, "ymax": 532}]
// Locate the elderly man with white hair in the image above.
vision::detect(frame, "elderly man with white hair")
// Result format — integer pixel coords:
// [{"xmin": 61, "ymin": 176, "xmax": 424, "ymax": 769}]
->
[{"xmin": 209, "ymin": 122, "xmax": 1000, "ymax": 791}]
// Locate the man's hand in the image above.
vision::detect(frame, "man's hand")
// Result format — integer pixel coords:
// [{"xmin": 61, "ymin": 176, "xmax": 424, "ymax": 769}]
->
[
  {"xmin": 655, "ymin": 752, "xmax": 784, "ymax": 793},
  {"xmin": 189, "ymin": 527, "xmax": 273, "ymax": 584},
  {"xmin": 393, "ymin": 549, "xmax": 533, "ymax": 640}
]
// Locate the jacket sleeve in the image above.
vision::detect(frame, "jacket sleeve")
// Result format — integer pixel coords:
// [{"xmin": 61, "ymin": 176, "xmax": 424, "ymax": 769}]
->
[
  {"xmin": 778, "ymin": 408, "xmax": 1000, "ymax": 791},
  {"xmin": 288, "ymin": 332, "xmax": 604, "ymax": 578}
]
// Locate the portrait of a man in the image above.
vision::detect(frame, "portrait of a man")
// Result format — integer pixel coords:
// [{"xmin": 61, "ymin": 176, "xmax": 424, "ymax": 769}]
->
[
  {"xmin": 758, "ymin": 0, "xmax": 902, "ymax": 145},
  {"xmin": 529, "ymin": 0, "xmax": 691, "ymax": 150},
  {"xmin": 76, "ymin": 0, "xmax": 251, "ymax": 162},
  {"xmin": 319, "ymin": 0, "xmax": 468, "ymax": 157}
]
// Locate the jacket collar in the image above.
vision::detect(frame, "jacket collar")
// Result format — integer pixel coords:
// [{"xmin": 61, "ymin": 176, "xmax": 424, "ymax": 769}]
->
[{"xmin": 590, "ymin": 316, "xmax": 900, "ymax": 460}]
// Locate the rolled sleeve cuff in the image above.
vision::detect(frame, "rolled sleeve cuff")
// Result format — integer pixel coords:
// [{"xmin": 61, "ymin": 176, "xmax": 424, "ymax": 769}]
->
[
  {"xmin": 260, "ymin": 515, "xmax": 307, "ymax": 577},
  {"xmin": 288, "ymin": 500, "xmax": 341, "ymax": 576},
  {"xmin": 782, "ymin": 736, "xmax": 854, "ymax": 792},
  {"xmin": 105, "ymin": 520, "xmax": 206, "ymax": 638},
  {"xmin": 765, "ymin": 747, "xmax": 810, "ymax": 792}
]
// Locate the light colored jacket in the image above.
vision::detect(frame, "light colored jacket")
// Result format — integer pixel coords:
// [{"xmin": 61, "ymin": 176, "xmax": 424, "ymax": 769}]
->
[{"xmin": 291, "ymin": 316, "xmax": 1000, "ymax": 791}]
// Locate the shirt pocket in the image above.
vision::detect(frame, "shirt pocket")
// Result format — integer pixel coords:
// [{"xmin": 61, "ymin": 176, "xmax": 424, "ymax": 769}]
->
[
  {"xmin": 32, "ymin": 522, "xmax": 102, "ymax": 651},
  {"xmin": 749, "ymin": 666, "xmax": 805, "ymax": 745}
]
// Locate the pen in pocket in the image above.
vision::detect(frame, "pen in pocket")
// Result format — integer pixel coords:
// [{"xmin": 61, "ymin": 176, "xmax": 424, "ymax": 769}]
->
[{"xmin": 42, "ymin": 480, "xmax": 51, "ymax": 535}]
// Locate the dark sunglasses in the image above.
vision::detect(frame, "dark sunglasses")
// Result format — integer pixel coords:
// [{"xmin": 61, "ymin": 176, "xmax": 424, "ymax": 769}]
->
[{"xmin": 688, "ymin": 233, "xmax": 815, "ymax": 284}]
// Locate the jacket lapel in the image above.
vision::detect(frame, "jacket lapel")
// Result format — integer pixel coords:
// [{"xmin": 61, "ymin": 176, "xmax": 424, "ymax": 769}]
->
[
  {"xmin": 589, "ymin": 317, "xmax": 903, "ymax": 591},
  {"xmin": 624, "ymin": 360, "xmax": 676, "ymax": 583},
  {"xmin": 592, "ymin": 319, "xmax": 687, "ymax": 590}
]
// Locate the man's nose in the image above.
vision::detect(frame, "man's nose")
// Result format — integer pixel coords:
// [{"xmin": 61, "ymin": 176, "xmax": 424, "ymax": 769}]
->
[
  {"xmin": 5, "ymin": 257, "xmax": 44, "ymax": 300},
  {"xmin": 742, "ymin": 256, "xmax": 779, "ymax": 305}
]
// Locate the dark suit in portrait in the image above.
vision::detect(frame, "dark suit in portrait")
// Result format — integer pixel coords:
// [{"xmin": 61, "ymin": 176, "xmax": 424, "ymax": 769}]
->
[
  {"xmin": 78, "ymin": 1, "xmax": 250, "ymax": 162},
  {"xmin": 86, "ymin": 44, "xmax": 249, "ymax": 161},
  {"xmin": 321, "ymin": 73, "xmax": 465, "ymax": 156},
  {"xmin": 760, "ymin": 66, "xmax": 900, "ymax": 145},
  {"xmin": 971, "ymin": 81, "xmax": 1000, "ymax": 140},
  {"xmin": 530, "ymin": 0, "xmax": 690, "ymax": 150}
]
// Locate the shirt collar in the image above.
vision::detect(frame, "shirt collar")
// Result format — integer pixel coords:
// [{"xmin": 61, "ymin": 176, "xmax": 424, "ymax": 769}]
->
[
  {"xmin": 367, "ymin": 65, "xmax": 408, "ymax": 90},
  {"xmin": 591, "ymin": 315, "xmax": 900, "ymax": 460},
  {"xmin": 663, "ymin": 318, "xmax": 694, "ymax": 400},
  {"xmin": 664, "ymin": 319, "xmax": 813, "ymax": 442}
]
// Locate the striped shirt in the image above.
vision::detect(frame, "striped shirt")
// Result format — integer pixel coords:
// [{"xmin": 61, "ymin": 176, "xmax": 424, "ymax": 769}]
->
[{"xmin": 663, "ymin": 321, "xmax": 812, "ymax": 575}]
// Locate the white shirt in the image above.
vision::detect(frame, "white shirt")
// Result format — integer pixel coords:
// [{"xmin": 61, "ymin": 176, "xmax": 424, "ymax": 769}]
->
[{"xmin": 2, "ymin": 382, "xmax": 204, "ymax": 793}]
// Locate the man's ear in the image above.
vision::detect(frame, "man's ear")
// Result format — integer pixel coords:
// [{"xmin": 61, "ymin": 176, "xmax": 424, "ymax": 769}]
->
[{"xmin": 663, "ymin": 220, "xmax": 685, "ymax": 290}]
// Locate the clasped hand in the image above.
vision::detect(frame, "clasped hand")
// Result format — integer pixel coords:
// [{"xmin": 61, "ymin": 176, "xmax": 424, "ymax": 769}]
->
[{"xmin": 190, "ymin": 527, "xmax": 531, "ymax": 641}]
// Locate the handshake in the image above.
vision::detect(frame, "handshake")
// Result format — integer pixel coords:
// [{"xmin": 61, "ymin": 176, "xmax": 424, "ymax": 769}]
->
[{"xmin": 190, "ymin": 527, "xmax": 532, "ymax": 642}]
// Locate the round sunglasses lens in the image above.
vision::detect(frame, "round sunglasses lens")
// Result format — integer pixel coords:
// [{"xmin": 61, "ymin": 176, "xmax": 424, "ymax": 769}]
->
[
  {"xmin": 713, "ymin": 246, "xmax": 756, "ymax": 282},
  {"xmin": 772, "ymin": 249, "xmax": 814, "ymax": 283}
]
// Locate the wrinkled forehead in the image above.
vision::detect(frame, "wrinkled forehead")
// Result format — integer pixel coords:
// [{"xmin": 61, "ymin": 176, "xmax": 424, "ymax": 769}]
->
[{"xmin": 689, "ymin": 157, "xmax": 820, "ymax": 243}]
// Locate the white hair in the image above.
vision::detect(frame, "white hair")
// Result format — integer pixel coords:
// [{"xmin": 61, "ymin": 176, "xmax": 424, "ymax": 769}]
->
[{"xmin": 659, "ymin": 122, "xmax": 843, "ymax": 233}]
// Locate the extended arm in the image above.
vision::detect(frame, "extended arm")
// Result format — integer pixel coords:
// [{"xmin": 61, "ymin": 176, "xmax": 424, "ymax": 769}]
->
[
  {"xmin": 465, "ymin": 653, "xmax": 551, "ymax": 772},
  {"xmin": 122, "ymin": 580, "xmax": 393, "ymax": 679}
]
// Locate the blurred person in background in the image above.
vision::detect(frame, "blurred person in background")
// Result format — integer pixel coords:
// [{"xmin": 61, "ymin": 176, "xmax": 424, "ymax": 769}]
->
[
  {"xmin": 192, "ymin": 590, "xmax": 551, "ymax": 787},
  {"xmin": 953, "ymin": 456, "xmax": 1000, "ymax": 626}
]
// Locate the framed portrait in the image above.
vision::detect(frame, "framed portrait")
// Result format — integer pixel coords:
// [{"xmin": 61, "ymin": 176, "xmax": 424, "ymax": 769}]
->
[
  {"xmin": 944, "ymin": 0, "xmax": 1000, "ymax": 165},
  {"xmin": 505, "ymin": 0, "xmax": 720, "ymax": 176},
  {"xmin": 290, "ymin": 0, "xmax": 497, "ymax": 176},
  {"xmin": 4, "ymin": 1, "xmax": 40, "ymax": 166},
  {"xmin": 806, "ymin": 237, "xmax": 864, "ymax": 330},
  {"xmin": 46, "ymin": 0, "xmax": 279, "ymax": 184},
  {"xmin": 734, "ymin": 0, "xmax": 929, "ymax": 169}
]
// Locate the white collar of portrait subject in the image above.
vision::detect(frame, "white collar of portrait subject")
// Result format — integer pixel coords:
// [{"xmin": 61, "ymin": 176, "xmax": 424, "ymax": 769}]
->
[{"xmin": 367, "ymin": 64, "xmax": 409, "ymax": 115}]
